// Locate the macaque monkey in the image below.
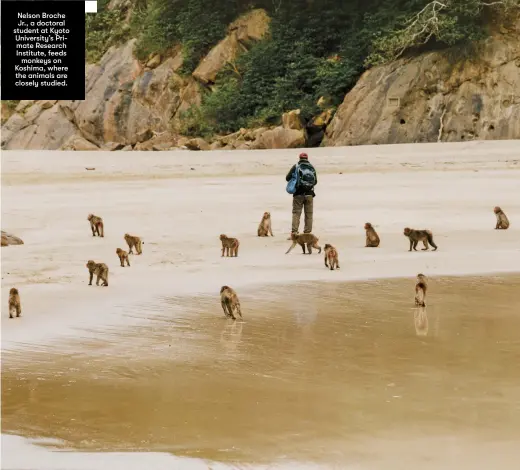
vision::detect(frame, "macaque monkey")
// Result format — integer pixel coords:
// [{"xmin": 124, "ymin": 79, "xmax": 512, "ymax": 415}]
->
[
  {"xmin": 324, "ymin": 244, "xmax": 340, "ymax": 270},
  {"xmin": 220, "ymin": 234, "xmax": 240, "ymax": 257},
  {"xmin": 220, "ymin": 285, "xmax": 242, "ymax": 320},
  {"xmin": 124, "ymin": 233, "xmax": 143, "ymax": 255},
  {"xmin": 8, "ymin": 288, "xmax": 22, "ymax": 318},
  {"xmin": 86, "ymin": 260, "xmax": 109, "ymax": 286},
  {"xmin": 257, "ymin": 212, "xmax": 274, "ymax": 237},
  {"xmin": 415, "ymin": 273, "xmax": 428, "ymax": 307},
  {"xmin": 116, "ymin": 248, "xmax": 130, "ymax": 267},
  {"xmin": 403, "ymin": 227, "xmax": 438, "ymax": 251},
  {"xmin": 494, "ymin": 206, "xmax": 510, "ymax": 230},
  {"xmin": 285, "ymin": 232, "xmax": 322, "ymax": 254},
  {"xmin": 364, "ymin": 222, "xmax": 380, "ymax": 247},
  {"xmin": 87, "ymin": 214, "xmax": 104, "ymax": 237}
]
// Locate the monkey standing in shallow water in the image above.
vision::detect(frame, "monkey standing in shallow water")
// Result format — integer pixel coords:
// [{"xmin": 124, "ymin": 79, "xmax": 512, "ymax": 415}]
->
[
  {"xmin": 116, "ymin": 248, "xmax": 130, "ymax": 267},
  {"xmin": 8, "ymin": 288, "xmax": 22, "ymax": 318},
  {"xmin": 257, "ymin": 212, "xmax": 274, "ymax": 237},
  {"xmin": 87, "ymin": 214, "xmax": 104, "ymax": 237},
  {"xmin": 494, "ymin": 206, "xmax": 510, "ymax": 230},
  {"xmin": 403, "ymin": 227, "xmax": 438, "ymax": 251},
  {"xmin": 364, "ymin": 222, "xmax": 380, "ymax": 247},
  {"xmin": 124, "ymin": 233, "xmax": 143, "ymax": 255},
  {"xmin": 220, "ymin": 286, "xmax": 242, "ymax": 320},
  {"xmin": 285, "ymin": 232, "xmax": 322, "ymax": 254},
  {"xmin": 415, "ymin": 273, "xmax": 428, "ymax": 307},
  {"xmin": 220, "ymin": 234, "xmax": 240, "ymax": 257},
  {"xmin": 324, "ymin": 244, "xmax": 340, "ymax": 270},
  {"xmin": 86, "ymin": 260, "xmax": 109, "ymax": 286}
]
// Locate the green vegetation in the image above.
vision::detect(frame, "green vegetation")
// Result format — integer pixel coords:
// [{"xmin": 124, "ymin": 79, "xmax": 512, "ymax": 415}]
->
[{"xmin": 85, "ymin": 0, "xmax": 519, "ymax": 137}]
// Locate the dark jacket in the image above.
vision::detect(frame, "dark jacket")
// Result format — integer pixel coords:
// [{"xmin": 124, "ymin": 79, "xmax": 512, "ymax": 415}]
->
[{"xmin": 285, "ymin": 160, "xmax": 317, "ymax": 197}]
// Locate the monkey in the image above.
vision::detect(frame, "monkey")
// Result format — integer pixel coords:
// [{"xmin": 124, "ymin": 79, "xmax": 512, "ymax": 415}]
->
[
  {"xmin": 494, "ymin": 206, "xmax": 510, "ymax": 230},
  {"xmin": 124, "ymin": 233, "xmax": 143, "ymax": 255},
  {"xmin": 87, "ymin": 214, "xmax": 104, "ymax": 237},
  {"xmin": 285, "ymin": 232, "xmax": 322, "ymax": 255},
  {"xmin": 364, "ymin": 222, "xmax": 380, "ymax": 247},
  {"xmin": 220, "ymin": 234, "xmax": 240, "ymax": 257},
  {"xmin": 220, "ymin": 285, "xmax": 242, "ymax": 320},
  {"xmin": 324, "ymin": 244, "xmax": 340, "ymax": 270},
  {"xmin": 8, "ymin": 288, "xmax": 22, "ymax": 318},
  {"xmin": 257, "ymin": 212, "xmax": 274, "ymax": 237},
  {"xmin": 403, "ymin": 227, "xmax": 438, "ymax": 251},
  {"xmin": 116, "ymin": 248, "xmax": 130, "ymax": 267},
  {"xmin": 86, "ymin": 260, "xmax": 109, "ymax": 286},
  {"xmin": 415, "ymin": 273, "xmax": 428, "ymax": 307}
]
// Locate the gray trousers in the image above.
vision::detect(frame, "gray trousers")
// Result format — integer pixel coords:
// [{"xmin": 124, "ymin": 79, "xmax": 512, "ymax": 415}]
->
[{"xmin": 292, "ymin": 195, "xmax": 314, "ymax": 234}]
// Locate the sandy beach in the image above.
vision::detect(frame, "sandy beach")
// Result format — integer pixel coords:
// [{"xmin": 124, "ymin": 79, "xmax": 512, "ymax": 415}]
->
[{"xmin": 2, "ymin": 140, "xmax": 520, "ymax": 468}]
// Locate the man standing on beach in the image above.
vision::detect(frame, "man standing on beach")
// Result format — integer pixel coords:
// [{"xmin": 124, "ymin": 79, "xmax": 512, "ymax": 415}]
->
[{"xmin": 285, "ymin": 152, "xmax": 318, "ymax": 235}]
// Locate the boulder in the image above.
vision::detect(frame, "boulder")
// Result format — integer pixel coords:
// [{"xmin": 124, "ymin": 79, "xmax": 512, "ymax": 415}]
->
[
  {"xmin": 60, "ymin": 135, "xmax": 100, "ymax": 151},
  {"xmin": 228, "ymin": 9, "xmax": 270, "ymax": 45},
  {"xmin": 15, "ymin": 100, "xmax": 34, "ymax": 113},
  {"xmin": 121, "ymin": 145, "xmax": 133, "ymax": 151},
  {"xmin": 39, "ymin": 99, "xmax": 57, "ymax": 110},
  {"xmin": 1, "ymin": 231, "xmax": 24, "ymax": 247},
  {"xmin": 185, "ymin": 137, "xmax": 210, "ymax": 151},
  {"xmin": 146, "ymin": 53, "xmax": 161, "ymax": 69},
  {"xmin": 312, "ymin": 109, "xmax": 334, "ymax": 128},
  {"xmin": 254, "ymin": 126, "xmax": 306, "ymax": 149},
  {"xmin": 282, "ymin": 109, "xmax": 303, "ymax": 130},
  {"xmin": 103, "ymin": 141, "xmax": 125, "ymax": 151}
]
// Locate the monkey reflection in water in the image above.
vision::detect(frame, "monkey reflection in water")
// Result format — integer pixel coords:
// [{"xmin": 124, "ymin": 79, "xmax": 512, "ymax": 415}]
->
[
  {"xmin": 414, "ymin": 306, "xmax": 429, "ymax": 337},
  {"xmin": 220, "ymin": 321, "xmax": 244, "ymax": 354}
]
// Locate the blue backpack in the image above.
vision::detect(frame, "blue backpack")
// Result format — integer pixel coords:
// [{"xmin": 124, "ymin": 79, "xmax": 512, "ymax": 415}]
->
[{"xmin": 286, "ymin": 164, "xmax": 300, "ymax": 194}]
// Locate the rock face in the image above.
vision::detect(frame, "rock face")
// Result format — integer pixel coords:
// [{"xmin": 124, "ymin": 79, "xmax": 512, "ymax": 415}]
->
[
  {"xmin": 323, "ymin": 19, "xmax": 520, "ymax": 146},
  {"xmin": 1, "ymin": 231, "xmax": 24, "ymax": 247},
  {"xmin": 254, "ymin": 127, "xmax": 306, "ymax": 149}
]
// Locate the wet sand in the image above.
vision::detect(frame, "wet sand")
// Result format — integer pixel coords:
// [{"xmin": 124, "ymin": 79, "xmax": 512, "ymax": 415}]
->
[
  {"xmin": 3, "ymin": 276, "xmax": 520, "ymax": 468},
  {"xmin": 2, "ymin": 141, "xmax": 520, "ymax": 468}
]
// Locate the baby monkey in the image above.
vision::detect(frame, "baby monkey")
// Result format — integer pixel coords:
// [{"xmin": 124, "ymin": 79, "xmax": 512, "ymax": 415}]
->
[
  {"xmin": 116, "ymin": 248, "xmax": 130, "ymax": 267},
  {"xmin": 8, "ymin": 288, "xmax": 22, "ymax": 318},
  {"xmin": 403, "ymin": 227, "xmax": 438, "ymax": 251},
  {"xmin": 414, "ymin": 273, "xmax": 428, "ymax": 307},
  {"xmin": 324, "ymin": 244, "xmax": 340, "ymax": 270},
  {"xmin": 494, "ymin": 206, "xmax": 510, "ymax": 230},
  {"xmin": 364, "ymin": 223, "xmax": 380, "ymax": 247},
  {"xmin": 220, "ymin": 285, "xmax": 242, "ymax": 320},
  {"xmin": 220, "ymin": 234, "xmax": 240, "ymax": 257},
  {"xmin": 285, "ymin": 232, "xmax": 322, "ymax": 255},
  {"xmin": 257, "ymin": 212, "xmax": 274, "ymax": 237}
]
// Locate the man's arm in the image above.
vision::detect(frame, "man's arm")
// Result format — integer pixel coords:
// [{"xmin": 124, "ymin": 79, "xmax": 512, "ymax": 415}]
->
[{"xmin": 286, "ymin": 164, "xmax": 296, "ymax": 182}]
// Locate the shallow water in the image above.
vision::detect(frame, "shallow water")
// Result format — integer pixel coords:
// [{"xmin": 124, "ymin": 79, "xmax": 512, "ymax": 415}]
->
[{"xmin": 3, "ymin": 275, "xmax": 520, "ymax": 468}]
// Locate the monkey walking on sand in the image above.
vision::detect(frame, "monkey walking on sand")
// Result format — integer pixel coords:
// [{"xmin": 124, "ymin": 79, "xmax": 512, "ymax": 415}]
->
[
  {"xmin": 285, "ymin": 232, "xmax": 322, "ymax": 254},
  {"xmin": 494, "ymin": 206, "xmax": 510, "ymax": 230},
  {"xmin": 8, "ymin": 288, "xmax": 22, "ymax": 318},
  {"xmin": 403, "ymin": 227, "xmax": 438, "ymax": 252},
  {"xmin": 86, "ymin": 260, "xmax": 109, "ymax": 286},
  {"xmin": 414, "ymin": 273, "xmax": 428, "ymax": 307},
  {"xmin": 257, "ymin": 212, "xmax": 274, "ymax": 237},
  {"xmin": 324, "ymin": 244, "xmax": 340, "ymax": 270},
  {"xmin": 116, "ymin": 248, "xmax": 131, "ymax": 267},
  {"xmin": 124, "ymin": 233, "xmax": 143, "ymax": 255},
  {"xmin": 220, "ymin": 286, "xmax": 242, "ymax": 320},
  {"xmin": 87, "ymin": 214, "xmax": 104, "ymax": 237},
  {"xmin": 364, "ymin": 223, "xmax": 380, "ymax": 247},
  {"xmin": 220, "ymin": 234, "xmax": 240, "ymax": 257}
]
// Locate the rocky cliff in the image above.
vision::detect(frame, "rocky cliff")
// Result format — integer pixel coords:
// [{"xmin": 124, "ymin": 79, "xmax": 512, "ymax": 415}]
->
[
  {"xmin": 324, "ymin": 18, "xmax": 520, "ymax": 146},
  {"xmin": 2, "ymin": 6, "xmax": 519, "ymax": 150}
]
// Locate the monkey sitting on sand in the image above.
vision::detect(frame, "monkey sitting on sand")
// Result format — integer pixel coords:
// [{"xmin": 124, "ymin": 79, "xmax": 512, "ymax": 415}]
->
[
  {"xmin": 220, "ymin": 286, "xmax": 242, "ymax": 320},
  {"xmin": 364, "ymin": 223, "xmax": 380, "ymax": 247},
  {"xmin": 494, "ymin": 206, "xmax": 510, "ymax": 230},
  {"xmin": 257, "ymin": 212, "xmax": 274, "ymax": 237},
  {"xmin": 8, "ymin": 288, "xmax": 22, "ymax": 318}
]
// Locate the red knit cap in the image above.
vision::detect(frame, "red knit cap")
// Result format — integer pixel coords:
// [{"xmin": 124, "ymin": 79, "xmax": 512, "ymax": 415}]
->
[{"xmin": 299, "ymin": 152, "xmax": 308, "ymax": 159}]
